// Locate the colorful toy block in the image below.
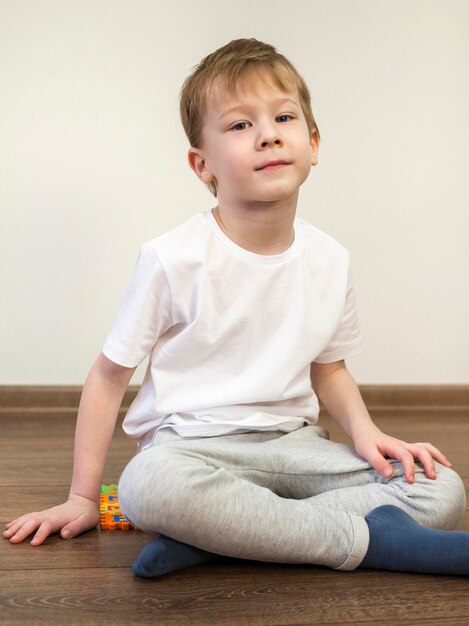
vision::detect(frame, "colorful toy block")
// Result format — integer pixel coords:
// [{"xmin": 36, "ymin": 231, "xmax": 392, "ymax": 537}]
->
[{"xmin": 99, "ymin": 484, "xmax": 139, "ymax": 531}]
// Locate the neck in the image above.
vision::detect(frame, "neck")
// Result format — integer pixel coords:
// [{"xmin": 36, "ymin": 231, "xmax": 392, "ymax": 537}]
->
[{"xmin": 213, "ymin": 196, "xmax": 298, "ymax": 255}]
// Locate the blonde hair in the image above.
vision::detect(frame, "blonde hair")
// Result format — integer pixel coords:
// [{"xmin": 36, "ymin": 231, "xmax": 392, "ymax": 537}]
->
[{"xmin": 179, "ymin": 38, "xmax": 320, "ymax": 197}]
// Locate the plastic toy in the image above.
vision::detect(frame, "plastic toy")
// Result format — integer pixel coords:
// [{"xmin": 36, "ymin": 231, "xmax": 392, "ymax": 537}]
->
[{"xmin": 99, "ymin": 484, "xmax": 139, "ymax": 531}]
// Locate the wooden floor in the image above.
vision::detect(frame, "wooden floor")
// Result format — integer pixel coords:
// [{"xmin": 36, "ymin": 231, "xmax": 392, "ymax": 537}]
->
[{"xmin": 1, "ymin": 410, "xmax": 468, "ymax": 626}]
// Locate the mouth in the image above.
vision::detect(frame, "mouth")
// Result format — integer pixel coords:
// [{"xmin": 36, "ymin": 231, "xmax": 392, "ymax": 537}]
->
[{"xmin": 256, "ymin": 160, "xmax": 291, "ymax": 171}]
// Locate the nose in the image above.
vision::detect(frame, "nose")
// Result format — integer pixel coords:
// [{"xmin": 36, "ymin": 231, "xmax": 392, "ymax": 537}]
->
[
  {"xmin": 261, "ymin": 137, "xmax": 282, "ymax": 148},
  {"xmin": 257, "ymin": 121, "xmax": 284, "ymax": 149}
]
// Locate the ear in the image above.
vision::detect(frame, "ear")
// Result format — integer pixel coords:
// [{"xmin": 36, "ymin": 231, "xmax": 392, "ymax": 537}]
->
[
  {"xmin": 187, "ymin": 147, "xmax": 214, "ymax": 184},
  {"xmin": 310, "ymin": 129, "xmax": 320, "ymax": 167}
]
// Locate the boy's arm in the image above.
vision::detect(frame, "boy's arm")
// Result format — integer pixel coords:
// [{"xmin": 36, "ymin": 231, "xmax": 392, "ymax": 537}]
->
[
  {"xmin": 69, "ymin": 352, "xmax": 137, "ymax": 502},
  {"xmin": 310, "ymin": 360, "xmax": 452, "ymax": 483},
  {"xmin": 3, "ymin": 352, "xmax": 136, "ymax": 546}
]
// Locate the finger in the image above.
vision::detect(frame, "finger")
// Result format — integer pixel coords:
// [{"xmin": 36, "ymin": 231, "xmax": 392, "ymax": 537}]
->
[
  {"xmin": 411, "ymin": 447, "xmax": 436, "ymax": 479},
  {"xmin": 365, "ymin": 449, "xmax": 394, "ymax": 478},
  {"xmin": 401, "ymin": 451, "xmax": 417, "ymax": 483},
  {"xmin": 385, "ymin": 446, "xmax": 416, "ymax": 483},
  {"xmin": 3, "ymin": 521, "xmax": 21, "ymax": 536},
  {"xmin": 7, "ymin": 517, "xmax": 44, "ymax": 544},
  {"xmin": 3, "ymin": 524, "xmax": 21, "ymax": 538},
  {"xmin": 4, "ymin": 519, "xmax": 18, "ymax": 529},
  {"xmin": 4, "ymin": 513, "xmax": 35, "ymax": 532},
  {"xmin": 62, "ymin": 510, "xmax": 100, "ymax": 540},
  {"xmin": 61, "ymin": 514, "xmax": 87, "ymax": 539},
  {"xmin": 406, "ymin": 442, "xmax": 451, "ymax": 475},
  {"xmin": 31, "ymin": 521, "xmax": 55, "ymax": 546},
  {"xmin": 421, "ymin": 443, "xmax": 452, "ymax": 467},
  {"xmin": 4, "ymin": 519, "xmax": 33, "ymax": 540},
  {"xmin": 407, "ymin": 443, "xmax": 451, "ymax": 472}
]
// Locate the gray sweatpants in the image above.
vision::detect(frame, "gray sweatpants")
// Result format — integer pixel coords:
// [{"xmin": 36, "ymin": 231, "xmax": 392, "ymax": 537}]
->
[{"xmin": 118, "ymin": 424, "xmax": 466, "ymax": 571}]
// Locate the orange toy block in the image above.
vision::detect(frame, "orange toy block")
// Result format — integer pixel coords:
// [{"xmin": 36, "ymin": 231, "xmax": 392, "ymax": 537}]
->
[{"xmin": 99, "ymin": 484, "xmax": 139, "ymax": 531}]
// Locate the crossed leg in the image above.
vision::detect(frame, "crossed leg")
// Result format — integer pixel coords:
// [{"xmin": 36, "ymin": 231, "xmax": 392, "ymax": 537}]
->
[{"xmin": 118, "ymin": 426, "xmax": 466, "ymax": 577}]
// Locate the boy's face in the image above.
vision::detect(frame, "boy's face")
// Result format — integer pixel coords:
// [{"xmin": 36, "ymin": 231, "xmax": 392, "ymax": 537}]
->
[{"xmin": 188, "ymin": 79, "xmax": 319, "ymax": 207}]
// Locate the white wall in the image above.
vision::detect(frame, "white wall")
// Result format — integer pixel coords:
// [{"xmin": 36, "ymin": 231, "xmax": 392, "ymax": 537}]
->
[{"xmin": 1, "ymin": 0, "xmax": 468, "ymax": 384}]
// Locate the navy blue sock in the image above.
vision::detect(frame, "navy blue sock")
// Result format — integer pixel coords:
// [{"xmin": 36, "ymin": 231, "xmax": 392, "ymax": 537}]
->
[
  {"xmin": 132, "ymin": 534, "xmax": 219, "ymax": 578},
  {"xmin": 360, "ymin": 505, "xmax": 469, "ymax": 576}
]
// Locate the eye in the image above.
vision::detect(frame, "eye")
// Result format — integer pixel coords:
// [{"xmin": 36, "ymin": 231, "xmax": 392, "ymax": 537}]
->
[
  {"xmin": 276, "ymin": 114, "xmax": 293, "ymax": 123},
  {"xmin": 230, "ymin": 121, "xmax": 251, "ymax": 131}
]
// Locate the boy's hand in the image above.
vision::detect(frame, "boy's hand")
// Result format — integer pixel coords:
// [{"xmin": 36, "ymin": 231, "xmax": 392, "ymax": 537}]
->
[
  {"xmin": 3, "ymin": 494, "xmax": 99, "ymax": 546},
  {"xmin": 352, "ymin": 425, "xmax": 452, "ymax": 483}
]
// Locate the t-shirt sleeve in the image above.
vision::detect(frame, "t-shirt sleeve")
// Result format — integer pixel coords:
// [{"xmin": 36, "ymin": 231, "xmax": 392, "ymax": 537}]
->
[
  {"xmin": 102, "ymin": 242, "xmax": 173, "ymax": 368},
  {"xmin": 313, "ymin": 267, "xmax": 364, "ymax": 364}
]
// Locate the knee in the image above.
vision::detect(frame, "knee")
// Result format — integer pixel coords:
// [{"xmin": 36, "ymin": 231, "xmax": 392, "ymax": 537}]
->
[
  {"xmin": 117, "ymin": 451, "xmax": 150, "ymax": 531},
  {"xmin": 118, "ymin": 446, "xmax": 181, "ymax": 534},
  {"xmin": 427, "ymin": 464, "xmax": 467, "ymax": 529}
]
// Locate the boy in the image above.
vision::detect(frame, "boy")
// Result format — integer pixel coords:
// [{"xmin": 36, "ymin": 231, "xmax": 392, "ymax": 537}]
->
[{"xmin": 4, "ymin": 38, "xmax": 468, "ymax": 578}]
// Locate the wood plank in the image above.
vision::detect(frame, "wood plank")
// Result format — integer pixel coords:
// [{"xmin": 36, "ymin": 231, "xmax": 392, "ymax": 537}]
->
[
  {"xmin": 0, "ymin": 526, "xmax": 151, "ymax": 570},
  {"xmin": 1, "ymin": 565, "xmax": 469, "ymax": 626}
]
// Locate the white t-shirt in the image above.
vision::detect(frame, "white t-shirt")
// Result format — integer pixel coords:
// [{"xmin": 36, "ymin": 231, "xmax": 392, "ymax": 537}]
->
[{"xmin": 103, "ymin": 208, "xmax": 363, "ymax": 445}]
